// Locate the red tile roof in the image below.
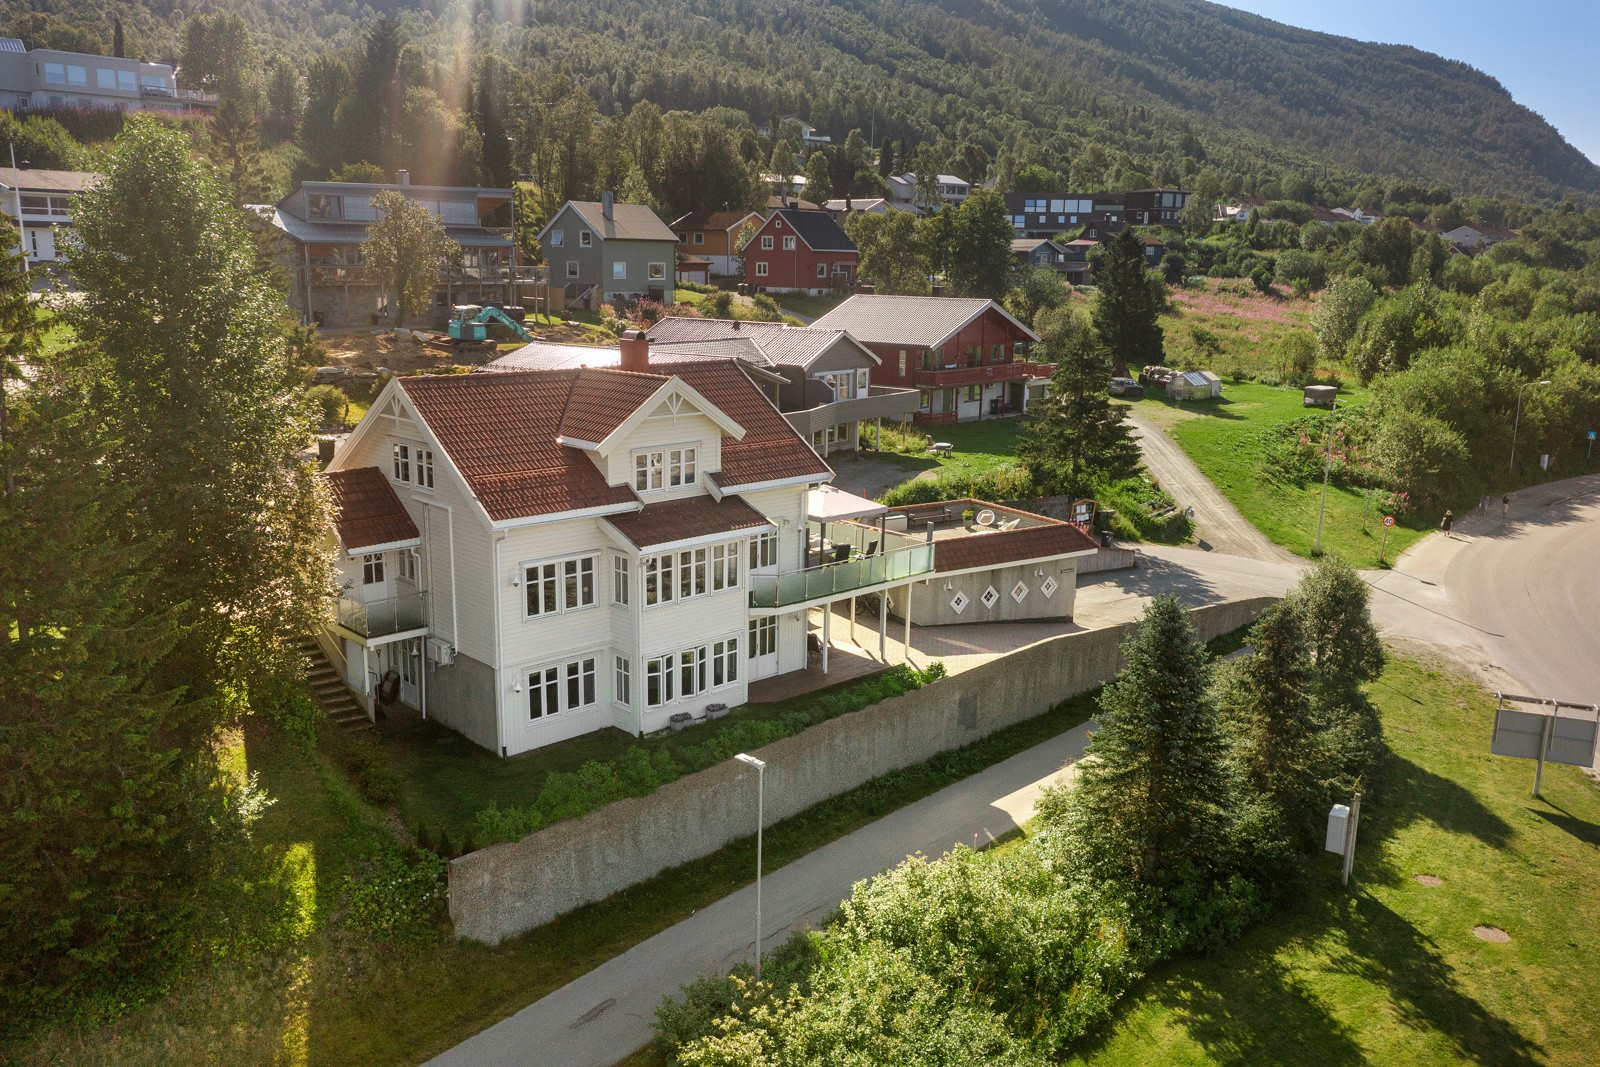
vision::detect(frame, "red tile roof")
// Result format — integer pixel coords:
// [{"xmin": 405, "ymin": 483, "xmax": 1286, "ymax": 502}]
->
[
  {"xmin": 400, "ymin": 371, "xmax": 639, "ymax": 522},
  {"xmin": 660, "ymin": 360, "xmax": 832, "ymax": 489},
  {"xmin": 557, "ymin": 367, "xmax": 666, "ymax": 446},
  {"xmin": 606, "ymin": 495, "xmax": 772, "ymax": 550},
  {"xmin": 324, "ymin": 466, "xmax": 420, "ymax": 550},
  {"xmin": 397, "ymin": 359, "xmax": 829, "ymax": 523}
]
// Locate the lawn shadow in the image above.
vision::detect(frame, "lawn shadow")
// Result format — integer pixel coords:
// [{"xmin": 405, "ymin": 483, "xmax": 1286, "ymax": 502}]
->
[
  {"xmin": 1140, "ymin": 394, "xmax": 1248, "ymax": 421},
  {"xmin": 1530, "ymin": 807, "xmax": 1600, "ymax": 851},
  {"xmin": 1336, "ymin": 892, "xmax": 1543, "ymax": 1066},
  {"xmin": 1383, "ymin": 753, "xmax": 1514, "ymax": 852}
]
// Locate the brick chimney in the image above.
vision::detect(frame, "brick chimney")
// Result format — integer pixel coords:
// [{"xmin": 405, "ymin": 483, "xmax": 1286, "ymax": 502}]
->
[
  {"xmin": 602, "ymin": 190, "xmax": 614, "ymax": 221},
  {"xmin": 619, "ymin": 328, "xmax": 649, "ymax": 373}
]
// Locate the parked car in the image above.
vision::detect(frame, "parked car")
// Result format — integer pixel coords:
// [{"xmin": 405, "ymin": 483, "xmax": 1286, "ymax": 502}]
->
[{"xmin": 1109, "ymin": 377, "xmax": 1144, "ymax": 397}]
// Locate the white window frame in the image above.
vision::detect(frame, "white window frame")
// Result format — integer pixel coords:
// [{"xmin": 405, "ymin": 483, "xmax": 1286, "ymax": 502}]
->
[
  {"xmin": 615, "ymin": 655, "xmax": 631, "ymax": 707},
  {"xmin": 523, "ymin": 553, "xmax": 597, "ymax": 619},
  {"xmin": 782, "ymin": 235, "xmax": 796, "ymax": 251},
  {"xmin": 754, "ymin": 262, "xmax": 769, "ymax": 277},
  {"xmin": 816, "ymin": 262, "xmax": 828, "ymax": 278},
  {"xmin": 760, "ymin": 235, "xmax": 774, "ymax": 251},
  {"xmin": 749, "ymin": 529, "xmax": 778, "ymax": 570},
  {"xmin": 613, "ymin": 553, "xmax": 631, "ymax": 605},
  {"xmin": 633, "ymin": 446, "xmax": 696, "ymax": 492},
  {"xmin": 749, "ymin": 616, "xmax": 777, "ymax": 658},
  {"xmin": 566, "ymin": 260, "xmax": 580, "ymax": 279},
  {"xmin": 362, "ymin": 553, "xmax": 385, "ymax": 585},
  {"xmin": 415, "ymin": 447, "xmax": 434, "ymax": 490},
  {"xmin": 548, "ymin": 229, "xmax": 564, "ymax": 247},
  {"xmin": 397, "ymin": 548, "xmax": 419, "ymax": 583},
  {"xmin": 644, "ymin": 552, "xmax": 675, "ymax": 606},
  {"xmin": 648, "ymin": 261, "xmax": 666, "ymax": 281},
  {"xmin": 710, "ymin": 542, "xmax": 740, "ymax": 591},
  {"xmin": 579, "ymin": 230, "xmax": 592, "ymax": 248},
  {"xmin": 713, "ymin": 637, "xmax": 739, "ymax": 687},
  {"xmin": 692, "ymin": 232, "xmax": 704, "ymax": 245},
  {"xmin": 528, "ymin": 664, "xmax": 560, "ymax": 719},
  {"xmin": 612, "ymin": 260, "xmax": 627, "ymax": 281},
  {"xmin": 391, "ymin": 443, "xmax": 410, "ymax": 482}
]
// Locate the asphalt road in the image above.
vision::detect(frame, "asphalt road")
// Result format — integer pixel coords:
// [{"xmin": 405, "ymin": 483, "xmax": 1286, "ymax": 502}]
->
[{"xmin": 1124, "ymin": 407, "xmax": 1290, "ymax": 562}]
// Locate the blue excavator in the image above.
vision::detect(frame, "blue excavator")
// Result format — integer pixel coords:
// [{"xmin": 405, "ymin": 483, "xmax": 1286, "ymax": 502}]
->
[{"xmin": 444, "ymin": 304, "xmax": 534, "ymax": 345}]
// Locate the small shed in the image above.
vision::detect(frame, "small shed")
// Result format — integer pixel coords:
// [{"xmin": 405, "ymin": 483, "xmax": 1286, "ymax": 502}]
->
[
  {"xmin": 1167, "ymin": 369, "xmax": 1222, "ymax": 400},
  {"xmin": 676, "ymin": 255, "xmax": 712, "ymax": 286}
]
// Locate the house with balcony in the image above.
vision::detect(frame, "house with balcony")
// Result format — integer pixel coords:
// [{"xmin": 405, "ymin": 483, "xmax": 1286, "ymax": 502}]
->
[
  {"xmin": 741, "ymin": 208, "xmax": 857, "ymax": 295},
  {"xmin": 538, "ymin": 193, "xmax": 678, "ymax": 308},
  {"xmin": 1003, "ymin": 193, "xmax": 1124, "ymax": 238},
  {"xmin": 0, "ymin": 167, "xmax": 95, "ymax": 268},
  {"xmin": 0, "ymin": 38, "xmax": 216, "ymax": 113},
  {"xmin": 1123, "ymin": 188, "xmax": 1191, "ymax": 226},
  {"xmin": 318, "ymin": 334, "xmax": 954, "ymax": 756},
  {"xmin": 261, "ymin": 173, "xmax": 515, "ymax": 328},
  {"xmin": 811, "ymin": 295, "xmax": 1051, "ymax": 423}
]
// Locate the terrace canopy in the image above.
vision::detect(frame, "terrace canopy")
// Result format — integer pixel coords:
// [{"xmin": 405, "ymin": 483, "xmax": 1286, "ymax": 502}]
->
[{"xmin": 806, "ymin": 484, "xmax": 887, "ymax": 524}]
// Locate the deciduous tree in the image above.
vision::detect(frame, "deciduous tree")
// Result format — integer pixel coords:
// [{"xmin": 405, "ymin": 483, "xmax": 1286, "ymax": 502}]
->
[
  {"xmin": 846, "ymin": 210, "xmax": 930, "ymax": 295},
  {"xmin": 946, "ymin": 187, "xmax": 1013, "ymax": 299},
  {"xmin": 364, "ymin": 189, "xmax": 462, "ymax": 325}
]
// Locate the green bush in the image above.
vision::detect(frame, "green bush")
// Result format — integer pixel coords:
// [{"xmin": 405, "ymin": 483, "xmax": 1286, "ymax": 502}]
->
[
  {"xmin": 305, "ymin": 384, "xmax": 350, "ymax": 428},
  {"xmin": 473, "ymin": 663, "xmax": 946, "ymax": 845},
  {"xmin": 878, "ymin": 465, "xmax": 1041, "ymax": 506},
  {"xmin": 253, "ymin": 672, "xmax": 320, "ymax": 744},
  {"xmin": 707, "ymin": 290, "xmax": 735, "ymax": 318},
  {"xmin": 339, "ymin": 846, "xmax": 447, "ymax": 946},
  {"xmin": 344, "ymin": 737, "xmax": 402, "ymax": 805}
]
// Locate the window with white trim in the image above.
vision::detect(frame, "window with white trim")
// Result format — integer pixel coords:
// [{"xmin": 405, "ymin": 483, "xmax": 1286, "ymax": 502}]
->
[
  {"xmin": 710, "ymin": 543, "xmax": 740, "ymax": 591},
  {"xmin": 566, "ymin": 260, "xmax": 579, "ymax": 278},
  {"xmin": 782, "ymin": 235, "xmax": 796, "ymax": 250},
  {"xmin": 613, "ymin": 554, "xmax": 630, "ymax": 605},
  {"xmin": 614, "ymin": 656, "xmax": 631, "ymax": 706},
  {"xmin": 525, "ymin": 655, "xmax": 598, "ymax": 719},
  {"xmin": 678, "ymin": 547, "xmax": 707, "ymax": 600},
  {"xmin": 524, "ymin": 554, "xmax": 596, "ymax": 617},
  {"xmin": 749, "ymin": 616, "xmax": 776, "ymax": 658},
  {"xmin": 713, "ymin": 637, "xmax": 739, "ymax": 686},
  {"xmin": 579, "ymin": 230, "xmax": 592, "ymax": 247},
  {"xmin": 392, "ymin": 443, "xmax": 410, "ymax": 482},
  {"xmin": 692, "ymin": 232, "xmax": 704, "ymax": 245},
  {"xmin": 397, "ymin": 548, "xmax": 419, "ymax": 583},
  {"xmin": 648, "ymin": 262, "xmax": 666, "ymax": 281},
  {"xmin": 749, "ymin": 530, "xmax": 778, "ymax": 570},
  {"xmin": 633, "ymin": 447, "xmax": 697, "ymax": 491},
  {"xmin": 567, "ymin": 657, "xmax": 597, "ymax": 709},
  {"xmin": 644, "ymin": 552, "xmax": 675, "ymax": 605},
  {"xmin": 760, "ymin": 235, "xmax": 774, "ymax": 250},
  {"xmin": 528, "ymin": 664, "xmax": 559, "ymax": 718},
  {"xmin": 646, "ymin": 654, "xmax": 674, "ymax": 707},
  {"xmin": 548, "ymin": 230, "xmax": 564, "ymax": 247},
  {"xmin": 679, "ymin": 645, "xmax": 707, "ymax": 697},
  {"xmin": 415, "ymin": 447, "xmax": 434, "ymax": 489},
  {"xmin": 612, "ymin": 261, "xmax": 627, "ymax": 280},
  {"xmin": 816, "ymin": 262, "xmax": 828, "ymax": 278},
  {"xmin": 362, "ymin": 553, "xmax": 384, "ymax": 585},
  {"xmin": 755, "ymin": 262, "xmax": 769, "ymax": 277}
]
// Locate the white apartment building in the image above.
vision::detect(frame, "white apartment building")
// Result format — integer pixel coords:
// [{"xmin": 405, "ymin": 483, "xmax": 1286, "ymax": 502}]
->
[
  {"xmin": 321, "ymin": 336, "xmax": 954, "ymax": 756},
  {"xmin": 0, "ymin": 167, "xmax": 94, "ymax": 265},
  {"xmin": 0, "ymin": 38, "xmax": 215, "ymax": 112}
]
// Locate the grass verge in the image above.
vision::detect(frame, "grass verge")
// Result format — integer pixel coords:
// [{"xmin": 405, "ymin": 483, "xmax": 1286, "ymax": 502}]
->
[{"xmin": 1067, "ymin": 655, "xmax": 1600, "ymax": 1066}]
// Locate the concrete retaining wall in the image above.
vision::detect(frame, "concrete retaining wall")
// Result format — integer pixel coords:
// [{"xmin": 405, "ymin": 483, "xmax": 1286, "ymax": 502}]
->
[
  {"xmin": 1078, "ymin": 546, "xmax": 1140, "ymax": 574},
  {"xmin": 448, "ymin": 596, "xmax": 1276, "ymax": 944}
]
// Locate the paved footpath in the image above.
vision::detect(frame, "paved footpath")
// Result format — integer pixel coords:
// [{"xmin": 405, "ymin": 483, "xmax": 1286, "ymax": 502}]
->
[{"xmin": 429, "ymin": 723, "xmax": 1091, "ymax": 1067}]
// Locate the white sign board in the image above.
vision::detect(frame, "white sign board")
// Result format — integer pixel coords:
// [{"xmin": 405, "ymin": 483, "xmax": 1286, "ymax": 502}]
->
[{"xmin": 1492, "ymin": 707, "xmax": 1599, "ymax": 767}]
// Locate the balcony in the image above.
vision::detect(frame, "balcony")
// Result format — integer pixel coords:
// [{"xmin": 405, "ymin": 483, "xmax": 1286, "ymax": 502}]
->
[
  {"xmin": 782, "ymin": 384, "xmax": 923, "ymax": 439},
  {"xmin": 750, "ymin": 524, "xmax": 935, "ymax": 609},
  {"xmin": 337, "ymin": 591, "xmax": 428, "ymax": 639},
  {"xmin": 910, "ymin": 361, "xmax": 1056, "ymax": 388}
]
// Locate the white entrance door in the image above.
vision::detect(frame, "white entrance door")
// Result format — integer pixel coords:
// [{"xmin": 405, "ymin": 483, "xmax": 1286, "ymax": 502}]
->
[
  {"xmin": 29, "ymin": 227, "xmax": 55, "ymax": 262},
  {"xmin": 748, "ymin": 616, "xmax": 779, "ymax": 680}
]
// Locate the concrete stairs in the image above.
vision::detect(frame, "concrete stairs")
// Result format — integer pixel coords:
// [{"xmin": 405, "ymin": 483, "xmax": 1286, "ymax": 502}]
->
[{"xmin": 300, "ymin": 637, "xmax": 373, "ymax": 733}]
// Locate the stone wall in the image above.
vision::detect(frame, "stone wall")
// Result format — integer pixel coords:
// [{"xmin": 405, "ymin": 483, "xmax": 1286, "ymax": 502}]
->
[{"xmin": 448, "ymin": 596, "xmax": 1276, "ymax": 944}]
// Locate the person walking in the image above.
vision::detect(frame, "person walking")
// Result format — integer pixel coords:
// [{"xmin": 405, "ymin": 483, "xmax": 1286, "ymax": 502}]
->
[
  {"xmin": 1440, "ymin": 509, "xmax": 1454, "ymax": 538},
  {"xmin": 1501, "ymin": 493, "xmax": 1511, "ymax": 518}
]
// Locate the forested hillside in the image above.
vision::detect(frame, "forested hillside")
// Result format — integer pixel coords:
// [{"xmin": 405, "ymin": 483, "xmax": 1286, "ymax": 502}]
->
[{"xmin": 2, "ymin": 0, "xmax": 1594, "ymax": 202}]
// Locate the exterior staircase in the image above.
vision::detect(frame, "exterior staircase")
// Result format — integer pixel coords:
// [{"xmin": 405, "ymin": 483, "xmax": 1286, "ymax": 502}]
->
[{"xmin": 299, "ymin": 637, "xmax": 373, "ymax": 733}]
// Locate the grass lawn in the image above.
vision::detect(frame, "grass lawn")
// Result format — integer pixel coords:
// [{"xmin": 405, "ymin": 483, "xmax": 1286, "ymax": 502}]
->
[
  {"xmin": 16, "ymin": 668, "xmax": 1112, "ymax": 1065},
  {"xmin": 1123, "ymin": 382, "xmax": 1430, "ymax": 567},
  {"xmin": 385, "ymin": 667, "xmax": 934, "ymax": 842},
  {"xmin": 874, "ymin": 417, "xmax": 1022, "ymax": 483},
  {"xmin": 774, "ymin": 291, "xmax": 849, "ymax": 320},
  {"xmin": 1069, "ymin": 654, "xmax": 1600, "ymax": 1066}
]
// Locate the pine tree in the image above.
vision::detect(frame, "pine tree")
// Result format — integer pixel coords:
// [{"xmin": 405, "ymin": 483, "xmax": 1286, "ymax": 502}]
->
[
  {"xmin": 474, "ymin": 58, "xmax": 513, "ymax": 186},
  {"xmin": 1286, "ymin": 558, "xmax": 1386, "ymax": 784},
  {"xmin": 1051, "ymin": 594, "xmax": 1229, "ymax": 891},
  {"xmin": 1092, "ymin": 227, "xmax": 1165, "ymax": 375},
  {"xmin": 207, "ymin": 96, "xmax": 265, "ymax": 207},
  {"xmin": 1232, "ymin": 602, "xmax": 1324, "ymax": 854},
  {"xmin": 1015, "ymin": 307, "xmax": 1141, "ymax": 496}
]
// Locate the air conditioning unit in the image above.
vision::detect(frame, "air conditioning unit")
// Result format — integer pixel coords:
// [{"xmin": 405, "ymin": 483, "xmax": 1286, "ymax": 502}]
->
[{"xmin": 427, "ymin": 638, "xmax": 456, "ymax": 667}]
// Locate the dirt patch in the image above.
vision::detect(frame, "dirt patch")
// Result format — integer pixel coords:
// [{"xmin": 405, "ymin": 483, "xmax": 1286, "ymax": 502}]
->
[
  {"xmin": 317, "ymin": 321, "xmax": 607, "ymax": 375},
  {"xmin": 1473, "ymin": 924, "xmax": 1511, "ymax": 942},
  {"xmin": 1414, "ymin": 873, "xmax": 1443, "ymax": 887}
]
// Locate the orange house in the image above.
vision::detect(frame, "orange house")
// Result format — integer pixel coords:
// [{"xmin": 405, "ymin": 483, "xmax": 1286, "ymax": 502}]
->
[{"xmin": 669, "ymin": 209, "xmax": 764, "ymax": 278}]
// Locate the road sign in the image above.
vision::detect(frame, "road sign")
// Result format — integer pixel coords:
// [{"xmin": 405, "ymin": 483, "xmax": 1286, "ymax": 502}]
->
[
  {"xmin": 1383, "ymin": 515, "xmax": 1395, "ymax": 527},
  {"xmin": 1589, "ymin": 430, "xmax": 1597, "ymax": 440},
  {"xmin": 1490, "ymin": 693, "xmax": 1600, "ymax": 797}
]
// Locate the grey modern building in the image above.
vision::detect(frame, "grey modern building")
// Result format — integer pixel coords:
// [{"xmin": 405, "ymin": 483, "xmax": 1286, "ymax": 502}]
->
[{"xmin": 0, "ymin": 38, "xmax": 215, "ymax": 113}]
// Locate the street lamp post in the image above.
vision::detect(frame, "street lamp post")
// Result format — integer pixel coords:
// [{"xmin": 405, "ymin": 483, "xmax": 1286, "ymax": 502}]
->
[
  {"xmin": 733, "ymin": 752, "xmax": 766, "ymax": 980},
  {"xmin": 1314, "ymin": 396, "xmax": 1341, "ymax": 555},
  {"xmin": 1509, "ymin": 379, "xmax": 1552, "ymax": 475}
]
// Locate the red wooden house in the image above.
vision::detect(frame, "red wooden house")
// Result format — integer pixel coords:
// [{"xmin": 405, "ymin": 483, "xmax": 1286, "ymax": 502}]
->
[
  {"xmin": 812, "ymin": 295, "xmax": 1051, "ymax": 423},
  {"xmin": 742, "ymin": 208, "xmax": 857, "ymax": 295}
]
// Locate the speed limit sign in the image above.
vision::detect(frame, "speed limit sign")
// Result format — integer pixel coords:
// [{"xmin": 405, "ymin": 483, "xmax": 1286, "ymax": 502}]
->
[{"xmin": 1383, "ymin": 515, "xmax": 1395, "ymax": 527}]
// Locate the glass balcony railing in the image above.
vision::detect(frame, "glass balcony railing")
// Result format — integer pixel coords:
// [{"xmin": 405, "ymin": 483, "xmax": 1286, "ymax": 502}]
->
[
  {"xmin": 337, "ymin": 591, "xmax": 428, "ymax": 638},
  {"xmin": 749, "ymin": 543, "xmax": 934, "ymax": 609}
]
